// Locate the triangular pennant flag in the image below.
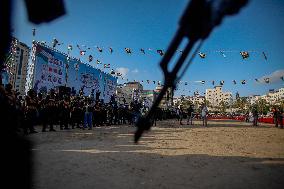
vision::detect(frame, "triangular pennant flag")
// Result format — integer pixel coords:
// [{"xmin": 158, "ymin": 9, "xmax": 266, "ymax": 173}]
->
[
  {"xmin": 157, "ymin": 49, "xmax": 164, "ymax": 56},
  {"xmin": 240, "ymin": 51, "xmax": 249, "ymax": 59},
  {"xmin": 140, "ymin": 48, "xmax": 145, "ymax": 54},
  {"xmin": 220, "ymin": 51, "xmax": 226, "ymax": 58},
  {"xmin": 255, "ymin": 78, "xmax": 259, "ymax": 82},
  {"xmin": 88, "ymin": 55, "xmax": 93, "ymax": 62},
  {"xmin": 233, "ymin": 80, "xmax": 237, "ymax": 85},
  {"xmin": 68, "ymin": 45, "xmax": 73, "ymax": 51},
  {"xmin": 220, "ymin": 80, "xmax": 224, "ymax": 85},
  {"xmin": 32, "ymin": 28, "xmax": 36, "ymax": 36},
  {"xmin": 241, "ymin": 80, "xmax": 246, "ymax": 84},
  {"xmin": 109, "ymin": 47, "xmax": 113, "ymax": 54},
  {"xmin": 198, "ymin": 52, "xmax": 206, "ymax": 58},
  {"xmin": 103, "ymin": 64, "xmax": 109, "ymax": 68},
  {"xmin": 80, "ymin": 50, "xmax": 86, "ymax": 55},
  {"xmin": 262, "ymin": 52, "xmax": 267, "ymax": 60},
  {"xmin": 158, "ymin": 81, "xmax": 161, "ymax": 85},
  {"xmin": 52, "ymin": 38, "xmax": 59, "ymax": 48},
  {"xmin": 96, "ymin": 46, "xmax": 103, "ymax": 53},
  {"xmin": 125, "ymin": 48, "xmax": 132, "ymax": 54},
  {"xmin": 153, "ymin": 81, "xmax": 156, "ymax": 84},
  {"xmin": 110, "ymin": 69, "xmax": 115, "ymax": 75},
  {"xmin": 264, "ymin": 78, "xmax": 269, "ymax": 83}
]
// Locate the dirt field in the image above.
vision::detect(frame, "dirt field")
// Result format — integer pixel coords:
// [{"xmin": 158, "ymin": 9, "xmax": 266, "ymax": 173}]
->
[{"xmin": 28, "ymin": 120, "xmax": 284, "ymax": 189}]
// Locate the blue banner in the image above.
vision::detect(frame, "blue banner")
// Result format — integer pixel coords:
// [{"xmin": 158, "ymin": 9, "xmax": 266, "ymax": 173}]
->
[{"xmin": 32, "ymin": 43, "xmax": 117, "ymax": 102}]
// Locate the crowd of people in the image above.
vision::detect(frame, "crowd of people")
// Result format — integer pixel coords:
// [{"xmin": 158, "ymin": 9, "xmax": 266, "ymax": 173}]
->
[
  {"xmin": 2, "ymin": 84, "xmax": 179, "ymax": 135},
  {"xmin": 1, "ymin": 83, "xmax": 283, "ymax": 136},
  {"xmin": 175, "ymin": 104, "xmax": 208, "ymax": 126}
]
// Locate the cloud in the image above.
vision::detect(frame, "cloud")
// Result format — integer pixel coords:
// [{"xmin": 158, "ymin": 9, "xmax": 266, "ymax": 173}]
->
[
  {"xmin": 131, "ymin": 69, "xmax": 139, "ymax": 74},
  {"xmin": 115, "ymin": 67, "xmax": 129, "ymax": 77},
  {"xmin": 257, "ymin": 69, "xmax": 284, "ymax": 84}
]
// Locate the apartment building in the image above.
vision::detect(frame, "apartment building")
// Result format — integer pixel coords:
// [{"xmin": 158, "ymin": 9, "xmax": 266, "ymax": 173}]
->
[
  {"xmin": 205, "ymin": 86, "xmax": 233, "ymax": 106},
  {"xmin": 6, "ymin": 39, "xmax": 30, "ymax": 96},
  {"xmin": 116, "ymin": 82, "xmax": 143, "ymax": 105}
]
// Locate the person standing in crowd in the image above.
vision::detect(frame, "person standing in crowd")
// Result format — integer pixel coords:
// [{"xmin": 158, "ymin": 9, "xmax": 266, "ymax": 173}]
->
[
  {"xmin": 59, "ymin": 95, "xmax": 71, "ymax": 130},
  {"xmin": 93, "ymin": 102, "xmax": 101, "ymax": 127},
  {"xmin": 278, "ymin": 107, "xmax": 283, "ymax": 129},
  {"xmin": 131, "ymin": 100, "xmax": 142, "ymax": 125},
  {"xmin": 24, "ymin": 89, "xmax": 38, "ymax": 134},
  {"xmin": 106, "ymin": 104, "xmax": 113, "ymax": 126},
  {"xmin": 178, "ymin": 105, "xmax": 184, "ymax": 125},
  {"xmin": 83, "ymin": 97, "xmax": 93, "ymax": 130},
  {"xmin": 38, "ymin": 93, "xmax": 48, "ymax": 132},
  {"xmin": 44, "ymin": 90, "xmax": 57, "ymax": 132},
  {"xmin": 5, "ymin": 84, "xmax": 19, "ymax": 132},
  {"xmin": 186, "ymin": 104, "xmax": 194, "ymax": 125},
  {"xmin": 245, "ymin": 110, "xmax": 250, "ymax": 122},
  {"xmin": 15, "ymin": 95, "xmax": 25, "ymax": 132},
  {"xmin": 272, "ymin": 106, "xmax": 279, "ymax": 127},
  {"xmin": 113, "ymin": 103, "xmax": 119, "ymax": 125},
  {"xmin": 70, "ymin": 96, "xmax": 82, "ymax": 129},
  {"xmin": 201, "ymin": 104, "xmax": 208, "ymax": 126},
  {"xmin": 120, "ymin": 104, "xmax": 128, "ymax": 125},
  {"xmin": 252, "ymin": 106, "xmax": 258, "ymax": 126}
]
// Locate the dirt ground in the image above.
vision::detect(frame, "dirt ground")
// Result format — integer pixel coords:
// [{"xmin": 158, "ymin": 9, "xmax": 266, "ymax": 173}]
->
[{"xmin": 28, "ymin": 120, "xmax": 284, "ymax": 189}]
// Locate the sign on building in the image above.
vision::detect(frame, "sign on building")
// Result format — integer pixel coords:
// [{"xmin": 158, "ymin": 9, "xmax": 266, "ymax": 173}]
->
[{"xmin": 29, "ymin": 42, "xmax": 117, "ymax": 102}]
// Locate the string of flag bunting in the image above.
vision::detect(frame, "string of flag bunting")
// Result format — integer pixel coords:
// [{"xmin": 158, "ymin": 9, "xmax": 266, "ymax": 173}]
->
[
  {"xmin": 31, "ymin": 41, "xmax": 284, "ymax": 86},
  {"xmin": 116, "ymin": 77, "xmax": 284, "ymax": 86},
  {"xmin": 30, "ymin": 30, "xmax": 278, "ymax": 86},
  {"xmin": 44, "ymin": 38, "xmax": 270, "ymax": 79},
  {"xmin": 32, "ymin": 29, "xmax": 268, "ymax": 61}
]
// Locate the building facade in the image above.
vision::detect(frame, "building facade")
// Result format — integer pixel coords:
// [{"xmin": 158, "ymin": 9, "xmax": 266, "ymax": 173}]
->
[
  {"xmin": 116, "ymin": 82, "xmax": 143, "ymax": 105},
  {"xmin": 188, "ymin": 94, "xmax": 205, "ymax": 107},
  {"xmin": 154, "ymin": 85, "xmax": 174, "ymax": 109},
  {"xmin": 115, "ymin": 83, "xmax": 174, "ymax": 109},
  {"xmin": 205, "ymin": 86, "xmax": 233, "ymax": 107},
  {"xmin": 251, "ymin": 88, "xmax": 284, "ymax": 105},
  {"xmin": 5, "ymin": 39, "xmax": 30, "ymax": 96},
  {"xmin": 141, "ymin": 90, "xmax": 157, "ymax": 108}
]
